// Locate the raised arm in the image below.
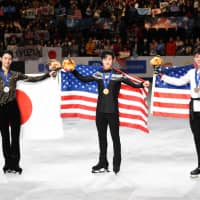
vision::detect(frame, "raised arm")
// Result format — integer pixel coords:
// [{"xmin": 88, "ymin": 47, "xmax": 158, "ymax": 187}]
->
[
  {"xmin": 72, "ymin": 69, "xmax": 95, "ymax": 82},
  {"xmin": 17, "ymin": 72, "xmax": 50, "ymax": 82},
  {"xmin": 161, "ymin": 71, "xmax": 190, "ymax": 86},
  {"xmin": 122, "ymin": 75, "xmax": 145, "ymax": 88}
]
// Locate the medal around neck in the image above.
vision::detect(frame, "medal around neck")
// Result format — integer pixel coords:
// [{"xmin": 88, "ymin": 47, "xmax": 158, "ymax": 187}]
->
[
  {"xmin": 4, "ymin": 86, "xmax": 10, "ymax": 93},
  {"xmin": 0, "ymin": 69, "xmax": 11, "ymax": 93},
  {"xmin": 103, "ymin": 88, "xmax": 109, "ymax": 95},
  {"xmin": 195, "ymin": 69, "xmax": 200, "ymax": 93},
  {"xmin": 102, "ymin": 70, "xmax": 113, "ymax": 95}
]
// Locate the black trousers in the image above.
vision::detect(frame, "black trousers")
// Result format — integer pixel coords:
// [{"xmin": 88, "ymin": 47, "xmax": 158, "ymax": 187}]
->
[
  {"xmin": 0, "ymin": 100, "xmax": 21, "ymax": 167},
  {"xmin": 96, "ymin": 112, "xmax": 121, "ymax": 166},
  {"xmin": 189, "ymin": 100, "xmax": 200, "ymax": 167}
]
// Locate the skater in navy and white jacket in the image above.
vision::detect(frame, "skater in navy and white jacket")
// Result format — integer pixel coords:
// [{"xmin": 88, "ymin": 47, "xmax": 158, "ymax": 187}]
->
[{"xmin": 157, "ymin": 48, "xmax": 200, "ymax": 177}]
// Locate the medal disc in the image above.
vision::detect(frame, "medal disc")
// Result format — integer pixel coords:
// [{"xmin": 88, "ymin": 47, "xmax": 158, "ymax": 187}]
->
[
  {"xmin": 3, "ymin": 86, "xmax": 10, "ymax": 93},
  {"xmin": 103, "ymin": 88, "xmax": 109, "ymax": 95}
]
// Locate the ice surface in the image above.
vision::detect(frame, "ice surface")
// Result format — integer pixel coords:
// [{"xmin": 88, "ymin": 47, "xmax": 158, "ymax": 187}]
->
[{"xmin": 0, "ymin": 116, "xmax": 200, "ymax": 200}]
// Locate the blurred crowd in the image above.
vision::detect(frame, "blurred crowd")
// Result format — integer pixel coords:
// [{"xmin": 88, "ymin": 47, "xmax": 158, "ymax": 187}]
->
[{"xmin": 0, "ymin": 0, "xmax": 200, "ymax": 57}]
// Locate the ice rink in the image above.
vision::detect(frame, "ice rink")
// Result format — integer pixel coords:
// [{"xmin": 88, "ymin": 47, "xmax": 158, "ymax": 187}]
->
[{"xmin": 0, "ymin": 116, "xmax": 200, "ymax": 199}]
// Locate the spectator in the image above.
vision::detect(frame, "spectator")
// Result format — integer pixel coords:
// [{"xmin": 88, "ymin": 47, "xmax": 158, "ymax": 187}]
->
[
  {"xmin": 149, "ymin": 39, "xmax": 158, "ymax": 56},
  {"xmin": 156, "ymin": 39, "xmax": 165, "ymax": 56},
  {"xmin": 176, "ymin": 36, "xmax": 184, "ymax": 55},
  {"xmin": 166, "ymin": 37, "xmax": 176, "ymax": 56},
  {"xmin": 85, "ymin": 38, "xmax": 96, "ymax": 56}
]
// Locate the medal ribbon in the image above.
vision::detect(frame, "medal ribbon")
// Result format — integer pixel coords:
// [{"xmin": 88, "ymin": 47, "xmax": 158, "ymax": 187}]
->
[
  {"xmin": 0, "ymin": 69, "xmax": 11, "ymax": 87},
  {"xmin": 195, "ymin": 69, "xmax": 200, "ymax": 88},
  {"xmin": 103, "ymin": 70, "xmax": 113, "ymax": 89}
]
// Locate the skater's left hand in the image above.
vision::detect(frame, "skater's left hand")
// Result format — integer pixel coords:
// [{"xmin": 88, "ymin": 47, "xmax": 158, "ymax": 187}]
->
[
  {"xmin": 143, "ymin": 81, "xmax": 150, "ymax": 88},
  {"xmin": 49, "ymin": 71, "xmax": 57, "ymax": 77}
]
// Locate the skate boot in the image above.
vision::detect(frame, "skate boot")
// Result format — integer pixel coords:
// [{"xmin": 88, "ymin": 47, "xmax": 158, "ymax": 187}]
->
[
  {"xmin": 3, "ymin": 159, "xmax": 12, "ymax": 174},
  {"xmin": 113, "ymin": 158, "xmax": 121, "ymax": 175},
  {"xmin": 11, "ymin": 166, "xmax": 23, "ymax": 175},
  {"xmin": 190, "ymin": 167, "xmax": 200, "ymax": 178},
  {"xmin": 92, "ymin": 162, "xmax": 109, "ymax": 173},
  {"xmin": 3, "ymin": 165, "xmax": 12, "ymax": 174},
  {"xmin": 9, "ymin": 156, "xmax": 23, "ymax": 175},
  {"xmin": 113, "ymin": 164, "xmax": 120, "ymax": 174}
]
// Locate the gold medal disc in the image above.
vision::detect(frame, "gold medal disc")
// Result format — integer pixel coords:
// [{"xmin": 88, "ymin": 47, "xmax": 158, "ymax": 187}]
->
[{"xmin": 103, "ymin": 88, "xmax": 109, "ymax": 95}]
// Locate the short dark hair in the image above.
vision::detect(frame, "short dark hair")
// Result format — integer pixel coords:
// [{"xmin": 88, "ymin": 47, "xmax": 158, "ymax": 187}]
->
[
  {"xmin": 100, "ymin": 50, "xmax": 115, "ymax": 59},
  {"xmin": 1, "ymin": 50, "xmax": 14, "ymax": 58},
  {"xmin": 193, "ymin": 48, "xmax": 200, "ymax": 56}
]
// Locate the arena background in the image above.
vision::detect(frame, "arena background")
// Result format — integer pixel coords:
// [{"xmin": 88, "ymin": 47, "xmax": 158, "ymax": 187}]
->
[{"xmin": 1, "ymin": 0, "xmax": 200, "ymax": 200}]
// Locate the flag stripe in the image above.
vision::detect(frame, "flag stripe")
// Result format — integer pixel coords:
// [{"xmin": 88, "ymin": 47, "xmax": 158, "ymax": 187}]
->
[
  {"xmin": 61, "ymin": 113, "xmax": 95, "ymax": 120},
  {"xmin": 153, "ymin": 111, "xmax": 189, "ymax": 118},
  {"xmin": 118, "ymin": 103, "xmax": 148, "ymax": 116},
  {"xmin": 154, "ymin": 91, "xmax": 190, "ymax": 99},
  {"xmin": 153, "ymin": 96, "xmax": 190, "ymax": 104},
  {"xmin": 153, "ymin": 102, "xmax": 189, "ymax": 109},
  {"xmin": 120, "ymin": 122, "xmax": 149, "ymax": 133},
  {"xmin": 61, "ymin": 95, "xmax": 97, "ymax": 103},
  {"xmin": 152, "ymin": 106, "xmax": 189, "ymax": 114},
  {"xmin": 61, "ymin": 104, "xmax": 96, "ymax": 111}
]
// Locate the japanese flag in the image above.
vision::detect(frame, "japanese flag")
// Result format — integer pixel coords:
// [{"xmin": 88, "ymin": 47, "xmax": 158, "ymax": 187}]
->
[{"xmin": 16, "ymin": 75, "xmax": 63, "ymax": 140}]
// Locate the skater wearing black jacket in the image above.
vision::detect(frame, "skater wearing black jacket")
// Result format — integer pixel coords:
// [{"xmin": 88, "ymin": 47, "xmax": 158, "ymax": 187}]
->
[
  {"xmin": 0, "ymin": 50, "xmax": 55, "ymax": 174},
  {"xmin": 67, "ymin": 51, "xmax": 150, "ymax": 174}
]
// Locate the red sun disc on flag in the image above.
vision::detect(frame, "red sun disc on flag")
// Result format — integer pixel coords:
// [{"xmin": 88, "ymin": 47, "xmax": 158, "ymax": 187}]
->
[
  {"xmin": 16, "ymin": 89, "xmax": 33, "ymax": 125},
  {"xmin": 48, "ymin": 50, "xmax": 57, "ymax": 59}
]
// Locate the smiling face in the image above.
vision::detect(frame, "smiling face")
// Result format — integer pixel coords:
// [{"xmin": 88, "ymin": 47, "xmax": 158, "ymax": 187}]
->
[
  {"xmin": 1, "ymin": 53, "xmax": 13, "ymax": 70},
  {"xmin": 102, "ymin": 55, "xmax": 114, "ymax": 70},
  {"xmin": 194, "ymin": 53, "xmax": 200, "ymax": 68}
]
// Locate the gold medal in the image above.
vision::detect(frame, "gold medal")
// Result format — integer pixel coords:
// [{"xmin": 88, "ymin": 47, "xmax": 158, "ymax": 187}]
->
[
  {"xmin": 194, "ymin": 87, "xmax": 200, "ymax": 93},
  {"xmin": 103, "ymin": 88, "xmax": 109, "ymax": 95}
]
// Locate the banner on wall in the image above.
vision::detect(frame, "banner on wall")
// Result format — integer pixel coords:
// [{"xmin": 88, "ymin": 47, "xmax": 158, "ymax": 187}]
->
[
  {"xmin": 35, "ymin": 30, "xmax": 50, "ymax": 41},
  {"xmin": 137, "ymin": 8, "xmax": 151, "ymax": 15},
  {"xmin": 25, "ymin": 47, "xmax": 62, "ymax": 73},
  {"xmin": 145, "ymin": 17, "xmax": 194, "ymax": 30},
  {"xmin": 21, "ymin": 6, "xmax": 54, "ymax": 18},
  {"xmin": 42, "ymin": 47, "xmax": 62, "ymax": 61},
  {"xmin": 7, "ymin": 45, "xmax": 42, "ymax": 60},
  {"xmin": 124, "ymin": 60, "xmax": 147, "ymax": 74}
]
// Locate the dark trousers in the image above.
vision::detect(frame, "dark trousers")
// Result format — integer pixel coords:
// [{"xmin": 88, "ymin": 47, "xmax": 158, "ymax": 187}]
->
[
  {"xmin": 96, "ymin": 112, "xmax": 121, "ymax": 167},
  {"xmin": 0, "ymin": 100, "xmax": 21, "ymax": 167},
  {"xmin": 189, "ymin": 100, "xmax": 200, "ymax": 167}
]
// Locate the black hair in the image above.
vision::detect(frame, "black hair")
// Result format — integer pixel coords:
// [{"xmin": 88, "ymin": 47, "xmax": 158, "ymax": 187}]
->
[
  {"xmin": 193, "ymin": 48, "xmax": 200, "ymax": 56},
  {"xmin": 1, "ymin": 50, "xmax": 14, "ymax": 58},
  {"xmin": 100, "ymin": 50, "xmax": 115, "ymax": 60}
]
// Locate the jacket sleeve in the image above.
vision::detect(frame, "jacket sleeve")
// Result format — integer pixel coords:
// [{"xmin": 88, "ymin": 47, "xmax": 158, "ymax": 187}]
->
[
  {"xmin": 72, "ymin": 69, "xmax": 95, "ymax": 82},
  {"xmin": 161, "ymin": 70, "xmax": 190, "ymax": 86},
  {"xmin": 17, "ymin": 72, "xmax": 50, "ymax": 82},
  {"xmin": 122, "ymin": 75, "xmax": 144, "ymax": 88}
]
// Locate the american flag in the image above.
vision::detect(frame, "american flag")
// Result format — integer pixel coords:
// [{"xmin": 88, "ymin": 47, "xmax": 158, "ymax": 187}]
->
[
  {"xmin": 60, "ymin": 65, "xmax": 149, "ymax": 133},
  {"xmin": 151, "ymin": 64, "xmax": 194, "ymax": 118}
]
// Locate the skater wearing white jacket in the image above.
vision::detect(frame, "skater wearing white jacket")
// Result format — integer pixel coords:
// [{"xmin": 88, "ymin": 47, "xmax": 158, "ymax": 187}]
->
[{"xmin": 155, "ymin": 49, "xmax": 200, "ymax": 177}]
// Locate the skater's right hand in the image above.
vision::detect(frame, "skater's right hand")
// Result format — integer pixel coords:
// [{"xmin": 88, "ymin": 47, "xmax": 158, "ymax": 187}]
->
[{"xmin": 153, "ymin": 66, "xmax": 163, "ymax": 76}]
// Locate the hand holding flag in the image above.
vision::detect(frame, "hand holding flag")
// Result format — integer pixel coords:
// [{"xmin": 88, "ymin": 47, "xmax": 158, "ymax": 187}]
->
[{"xmin": 48, "ymin": 58, "xmax": 76, "ymax": 72}]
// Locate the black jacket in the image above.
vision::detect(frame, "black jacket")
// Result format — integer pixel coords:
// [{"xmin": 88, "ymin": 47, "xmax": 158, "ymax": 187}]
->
[{"xmin": 72, "ymin": 69, "xmax": 144, "ymax": 113}]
